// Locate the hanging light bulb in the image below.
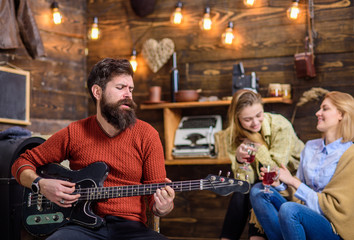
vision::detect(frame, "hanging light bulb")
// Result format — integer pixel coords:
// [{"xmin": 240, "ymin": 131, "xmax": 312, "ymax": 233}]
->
[
  {"xmin": 287, "ymin": 0, "xmax": 300, "ymax": 20},
  {"xmin": 243, "ymin": 0, "xmax": 255, "ymax": 7},
  {"xmin": 88, "ymin": 17, "xmax": 100, "ymax": 40},
  {"xmin": 51, "ymin": 2, "xmax": 62, "ymax": 24},
  {"xmin": 130, "ymin": 49, "xmax": 138, "ymax": 72},
  {"xmin": 171, "ymin": 1, "xmax": 183, "ymax": 25},
  {"xmin": 200, "ymin": 7, "xmax": 212, "ymax": 31},
  {"xmin": 221, "ymin": 21, "xmax": 235, "ymax": 45}
]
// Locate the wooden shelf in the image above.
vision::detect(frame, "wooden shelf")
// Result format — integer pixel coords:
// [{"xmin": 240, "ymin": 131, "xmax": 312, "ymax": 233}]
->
[
  {"xmin": 140, "ymin": 97, "xmax": 292, "ymax": 110},
  {"xmin": 140, "ymin": 97, "xmax": 292, "ymax": 165},
  {"xmin": 165, "ymin": 158, "xmax": 231, "ymax": 165}
]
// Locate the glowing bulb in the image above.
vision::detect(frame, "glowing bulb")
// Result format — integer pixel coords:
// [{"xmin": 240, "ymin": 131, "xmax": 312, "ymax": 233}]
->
[
  {"xmin": 89, "ymin": 17, "xmax": 100, "ymax": 40},
  {"xmin": 171, "ymin": 2, "xmax": 183, "ymax": 25},
  {"xmin": 51, "ymin": 2, "xmax": 62, "ymax": 24},
  {"xmin": 221, "ymin": 22, "xmax": 235, "ymax": 45},
  {"xmin": 200, "ymin": 7, "xmax": 212, "ymax": 31},
  {"xmin": 244, "ymin": 0, "xmax": 255, "ymax": 7},
  {"xmin": 287, "ymin": 1, "xmax": 300, "ymax": 20},
  {"xmin": 130, "ymin": 49, "xmax": 138, "ymax": 72}
]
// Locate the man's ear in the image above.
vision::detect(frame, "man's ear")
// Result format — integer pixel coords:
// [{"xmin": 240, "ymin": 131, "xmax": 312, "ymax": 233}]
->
[{"xmin": 92, "ymin": 84, "xmax": 102, "ymax": 101}]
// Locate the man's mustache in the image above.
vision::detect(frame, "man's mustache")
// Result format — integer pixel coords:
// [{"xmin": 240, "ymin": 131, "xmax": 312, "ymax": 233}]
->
[{"xmin": 117, "ymin": 99, "xmax": 137, "ymax": 109}]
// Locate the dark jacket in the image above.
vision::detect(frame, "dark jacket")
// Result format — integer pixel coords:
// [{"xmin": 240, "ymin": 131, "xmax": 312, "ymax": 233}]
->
[{"xmin": 0, "ymin": 0, "xmax": 45, "ymax": 58}]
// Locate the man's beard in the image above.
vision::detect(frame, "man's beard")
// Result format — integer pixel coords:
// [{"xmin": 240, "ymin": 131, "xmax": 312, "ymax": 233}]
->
[{"xmin": 100, "ymin": 95, "xmax": 137, "ymax": 131}]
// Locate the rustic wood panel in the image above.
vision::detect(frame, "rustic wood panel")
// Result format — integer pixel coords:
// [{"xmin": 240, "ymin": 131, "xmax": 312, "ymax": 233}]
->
[{"xmin": 0, "ymin": 0, "xmax": 87, "ymax": 133}]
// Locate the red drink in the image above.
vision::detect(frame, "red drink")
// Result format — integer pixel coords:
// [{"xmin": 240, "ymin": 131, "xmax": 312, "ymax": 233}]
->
[
  {"xmin": 263, "ymin": 171, "xmax": 277, "ymax": 185},
  {"xmin": 246, "ymin": 154, "xmax": 255, "ymax": 163}
]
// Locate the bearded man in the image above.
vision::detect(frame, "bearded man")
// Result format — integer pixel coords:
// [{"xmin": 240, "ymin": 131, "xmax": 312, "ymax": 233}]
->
[{"xmin": 11, "ymin": 58, "xmax": 174, "ymax": 240}]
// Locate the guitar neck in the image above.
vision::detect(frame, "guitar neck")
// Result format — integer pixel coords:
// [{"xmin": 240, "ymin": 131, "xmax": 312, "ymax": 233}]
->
[{"xmin": 79, "ymin": 179, "xmax": 215, "ymax": 201}]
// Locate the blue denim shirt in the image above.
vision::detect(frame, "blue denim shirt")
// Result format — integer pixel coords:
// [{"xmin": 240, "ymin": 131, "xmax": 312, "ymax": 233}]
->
[{"xmin": 293, "ymin": 138, "xmax": 352, "ymax": 215}]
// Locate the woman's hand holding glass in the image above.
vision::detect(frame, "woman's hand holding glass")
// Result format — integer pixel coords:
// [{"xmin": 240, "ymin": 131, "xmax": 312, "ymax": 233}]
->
[
  {"xmin": 277, "ymin": 164, "xmax": 302, "ymax": 189},
  {"xmin": 259, "ymin": 165, "xmax": 279, "ymax": 193},
  {"xmin": 237, "ymin": 141, "xmax": 259, "ymax": 171}
]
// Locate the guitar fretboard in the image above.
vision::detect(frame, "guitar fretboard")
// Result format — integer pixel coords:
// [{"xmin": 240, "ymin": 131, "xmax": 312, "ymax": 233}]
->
[{"xmin": 78, "ymin": 179, "xmax": 229, "ymax": 200}]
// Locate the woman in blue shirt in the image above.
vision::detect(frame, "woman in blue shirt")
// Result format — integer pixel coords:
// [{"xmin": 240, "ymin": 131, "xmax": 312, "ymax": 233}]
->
[{"xmin": 249, "ymin": 91, "xmax": 354, "ymax": 240}]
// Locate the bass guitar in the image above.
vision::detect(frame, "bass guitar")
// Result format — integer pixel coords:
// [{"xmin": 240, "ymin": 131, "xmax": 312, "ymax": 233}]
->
[{"xmin": 23, "ymin": 162, "xmax": 250, "ymax": 236}]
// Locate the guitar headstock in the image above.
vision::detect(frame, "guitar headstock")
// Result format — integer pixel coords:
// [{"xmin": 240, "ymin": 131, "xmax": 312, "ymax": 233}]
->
[{"xmin": 204, "ymin": 174, "xmax": 250, "ymax": 196}]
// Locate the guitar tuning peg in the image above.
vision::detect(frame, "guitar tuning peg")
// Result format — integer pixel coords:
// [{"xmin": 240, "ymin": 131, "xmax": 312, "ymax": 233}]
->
[
  {"xmin": 236, "ymin": 173, "xmax": 240, "ymax": 179},
  {"xmin": 226, "ymin": 172, "xmax": 230, "ymax": 178},
  {"xmin": 218, "ymin": 170, "xmax": 222, "ymax": 176},
  {"xmin": 245, "ymin": 175, "xmax": 249, "ymax": 180}
]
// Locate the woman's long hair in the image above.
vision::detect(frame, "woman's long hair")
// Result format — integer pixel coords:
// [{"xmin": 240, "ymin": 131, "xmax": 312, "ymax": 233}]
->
[
  {"xmin": 324, "ymin": 91, "xmax": 354, "ymax": 142},
  {"xmin": 227, "ymin": 89, "xmax": 267, "ymax": 149}
]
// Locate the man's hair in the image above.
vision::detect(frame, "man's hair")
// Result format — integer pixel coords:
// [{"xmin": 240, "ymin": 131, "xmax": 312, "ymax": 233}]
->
[{"xmin": 87, "ymin": 58, "xmax": 134, "ymax": 104}]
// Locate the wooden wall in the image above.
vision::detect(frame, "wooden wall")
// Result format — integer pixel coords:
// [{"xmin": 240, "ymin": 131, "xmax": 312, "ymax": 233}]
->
[
  {"xmin": 86, "ymin": 0, "xmax": 353, "ymax": 239},
  {"xmin": 0, "ymin": 0, "xmax": 88, "ymax": 134},
  {"xmin": 87, "ymin": 0, "xmax": 354, "ymax": 142}
]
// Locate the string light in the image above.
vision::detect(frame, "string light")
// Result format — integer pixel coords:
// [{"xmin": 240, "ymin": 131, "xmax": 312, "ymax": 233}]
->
[
  {"xmin": 200, "ymin": 6, "xmax": 212, "ymax": 31},
  {"xmin": 171, "ymin": 1, "xmax": 183, "ymax": 25},
  {"xmin": 287, "ymin": 0, "xmax": 300, "ymax": 20},
  {"xmin": 221, "ymin": 21, "xmax": 235, "ymax": 45},
  {"xmin": 129, "ymin": 49, "xmax": 138, "ymax": 72},
  {"xmin": 51, "ymin": 2, "xmax": 62, "ymax": 24},
  {"xmin": 243, "ymin": 0, "xmax": 255, "ymax": 7},
  {"xmin": 88, "ymin": 17, "xmax": 100, "ymax": 40}
]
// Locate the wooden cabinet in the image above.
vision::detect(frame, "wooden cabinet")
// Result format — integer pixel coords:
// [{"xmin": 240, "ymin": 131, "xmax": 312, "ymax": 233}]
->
[{"xmin": 140, "ymin": 98, "xmax": 292, "ymax": 165}]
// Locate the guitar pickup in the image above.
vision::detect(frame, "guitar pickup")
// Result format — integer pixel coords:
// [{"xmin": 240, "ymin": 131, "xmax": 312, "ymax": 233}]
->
[{"xmin": 26, "ymin": 212, "xmax": 64, "ymax": 225}]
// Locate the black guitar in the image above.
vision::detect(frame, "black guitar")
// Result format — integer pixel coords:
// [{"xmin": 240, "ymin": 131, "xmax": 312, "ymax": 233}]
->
[{"xmin": 23, "ymin": 162, "xmax": 250, "ymax": 236}]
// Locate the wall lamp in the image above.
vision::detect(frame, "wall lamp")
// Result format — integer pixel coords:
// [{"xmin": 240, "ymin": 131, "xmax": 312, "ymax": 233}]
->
[{"xmin": 51, "ymin": 2, "xmax": 62, "ymax": 24}]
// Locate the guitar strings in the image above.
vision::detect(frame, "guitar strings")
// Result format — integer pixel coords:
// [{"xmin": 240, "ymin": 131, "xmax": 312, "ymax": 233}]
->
[{"xmin": 28, "ymin": 180, "xmax": 244, "ymax": 205}]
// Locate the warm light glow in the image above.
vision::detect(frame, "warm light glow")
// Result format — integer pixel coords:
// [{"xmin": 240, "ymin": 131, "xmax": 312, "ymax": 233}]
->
[
  {"xmin": 89, "ymin": 17, "xmax": 100, "ymax": 40},
  {"xmin": 130, "ymin": 49, "xmax": 138, "ymax": 72},
  {"xmin": 200, "ymin": 7, "xmax": 212, "ymax": 31},
  {"xmin": 171, "ymin": 2, "xmax": 183, "ymax": 25},
  {"xmin": 244, "ymin": 0, "xmax": 255, "ymax": 7},
  {"xmin": 221, "ymin": 22, "xmax": 235, "ymax": 45},
  {"xmin": 287, "ymin": 2, "xmax": 300, "ymax": 20},
  {"xmin": 51, "ymin": 2, "xmax": 62, "ymax": 25},
  {"xmin": 201, "ymin": 15, "xmax": 212, "ymax": 30},
  {"xmin": 171, "ymin": 8, "xmax": 182, "ymax": 24}
]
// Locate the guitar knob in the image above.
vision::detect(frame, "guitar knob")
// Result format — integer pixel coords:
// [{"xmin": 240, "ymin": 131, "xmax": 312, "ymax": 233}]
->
[
  {"xmin": 228, "ymin": 179, "xmax": 234, "ymax": 184},
  {"xmin": 236, "ymin": 173, "xmax": 240, "ymax": 179},
  {"xmin": 53, "ymin": 215, "xmax": 60, "ymax": 221},
  {"xmin": 226, "ymin": 172, "xmax": 230, "ymax": 178},
  {"xmin": 34, "ymin": 216, "xmax": 41, "ymax": 223},
  {"xmin": 245, "ymin": 175, "xmax": 249, "ymax": 180}
]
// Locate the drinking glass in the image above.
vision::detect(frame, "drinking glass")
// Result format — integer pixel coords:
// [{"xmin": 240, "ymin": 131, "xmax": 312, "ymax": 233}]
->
[
  {"xmin": 261, "ymin": 165, "xmax": 279, "ymax": 193},
  {"xmin": 239, "ymin": 142, "xmax": 258, "ymax": 171}
]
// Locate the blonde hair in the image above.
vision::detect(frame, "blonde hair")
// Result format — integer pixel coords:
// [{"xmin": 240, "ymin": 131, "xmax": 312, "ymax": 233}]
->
[
  {"xmin": 227, "ymin": 89, "xmax": 266, "ymax": 149},
  {"xmin": 324, "ymin": 91, "xmax": 354, "ymax": 142}
]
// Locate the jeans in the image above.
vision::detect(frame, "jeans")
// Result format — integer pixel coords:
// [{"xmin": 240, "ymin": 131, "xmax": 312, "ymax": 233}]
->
[
  {"xmin": 46, "ymin": 216, "xmax": 168, "ymax": 240},
  {"xmin": 250, "ymin": 183, "xmax": 341, "ymax": 240}
]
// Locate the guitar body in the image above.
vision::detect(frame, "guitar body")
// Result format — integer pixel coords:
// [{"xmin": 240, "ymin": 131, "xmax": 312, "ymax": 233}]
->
[{"xmin": 23, "ymin": 162, "xmax": 109, "ymax": 236}]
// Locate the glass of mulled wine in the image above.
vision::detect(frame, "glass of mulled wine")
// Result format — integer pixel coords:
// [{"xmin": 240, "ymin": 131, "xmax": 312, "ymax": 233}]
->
[
  {"xmin": 239, "ymin": 142, "xmax": 258, "ymax": 171},
  {"xmin": 261, "ymin": 165, "xmax": 279, "ymax": 193}
]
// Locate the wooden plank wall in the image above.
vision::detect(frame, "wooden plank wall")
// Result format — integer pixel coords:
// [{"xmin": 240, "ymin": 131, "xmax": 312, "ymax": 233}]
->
[
  {"xmin": 87, "ymin": 0, "xmax": 353, "ymax": 142},
  {"xmin": 86, "ymin": 0, "xmax": 353, "ymax": 239},
  {"xmin": 0, "ymin": 0, "xmax": 87, "ymax": 134}
]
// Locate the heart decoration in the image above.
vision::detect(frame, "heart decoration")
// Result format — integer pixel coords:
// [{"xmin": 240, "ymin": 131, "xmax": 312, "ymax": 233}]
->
[{"xmin": 142, "ymin": 38, "xmax": 175, "ymax": 73}]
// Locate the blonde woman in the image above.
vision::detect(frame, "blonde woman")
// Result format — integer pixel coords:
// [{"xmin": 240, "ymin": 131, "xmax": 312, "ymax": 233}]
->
[
  {"xmin": 250, "ymin": 91, "xmax": 354, "ymax": 240},
  {"xmin": 220, "ymin": 89, "xmax": 304, "ymax": 240}
]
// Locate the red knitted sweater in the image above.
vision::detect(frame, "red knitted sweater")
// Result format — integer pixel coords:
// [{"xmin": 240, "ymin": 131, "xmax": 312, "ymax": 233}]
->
[{"xmin": 11, "ymin": 116, "xmax": 167, "ymax": 224}]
